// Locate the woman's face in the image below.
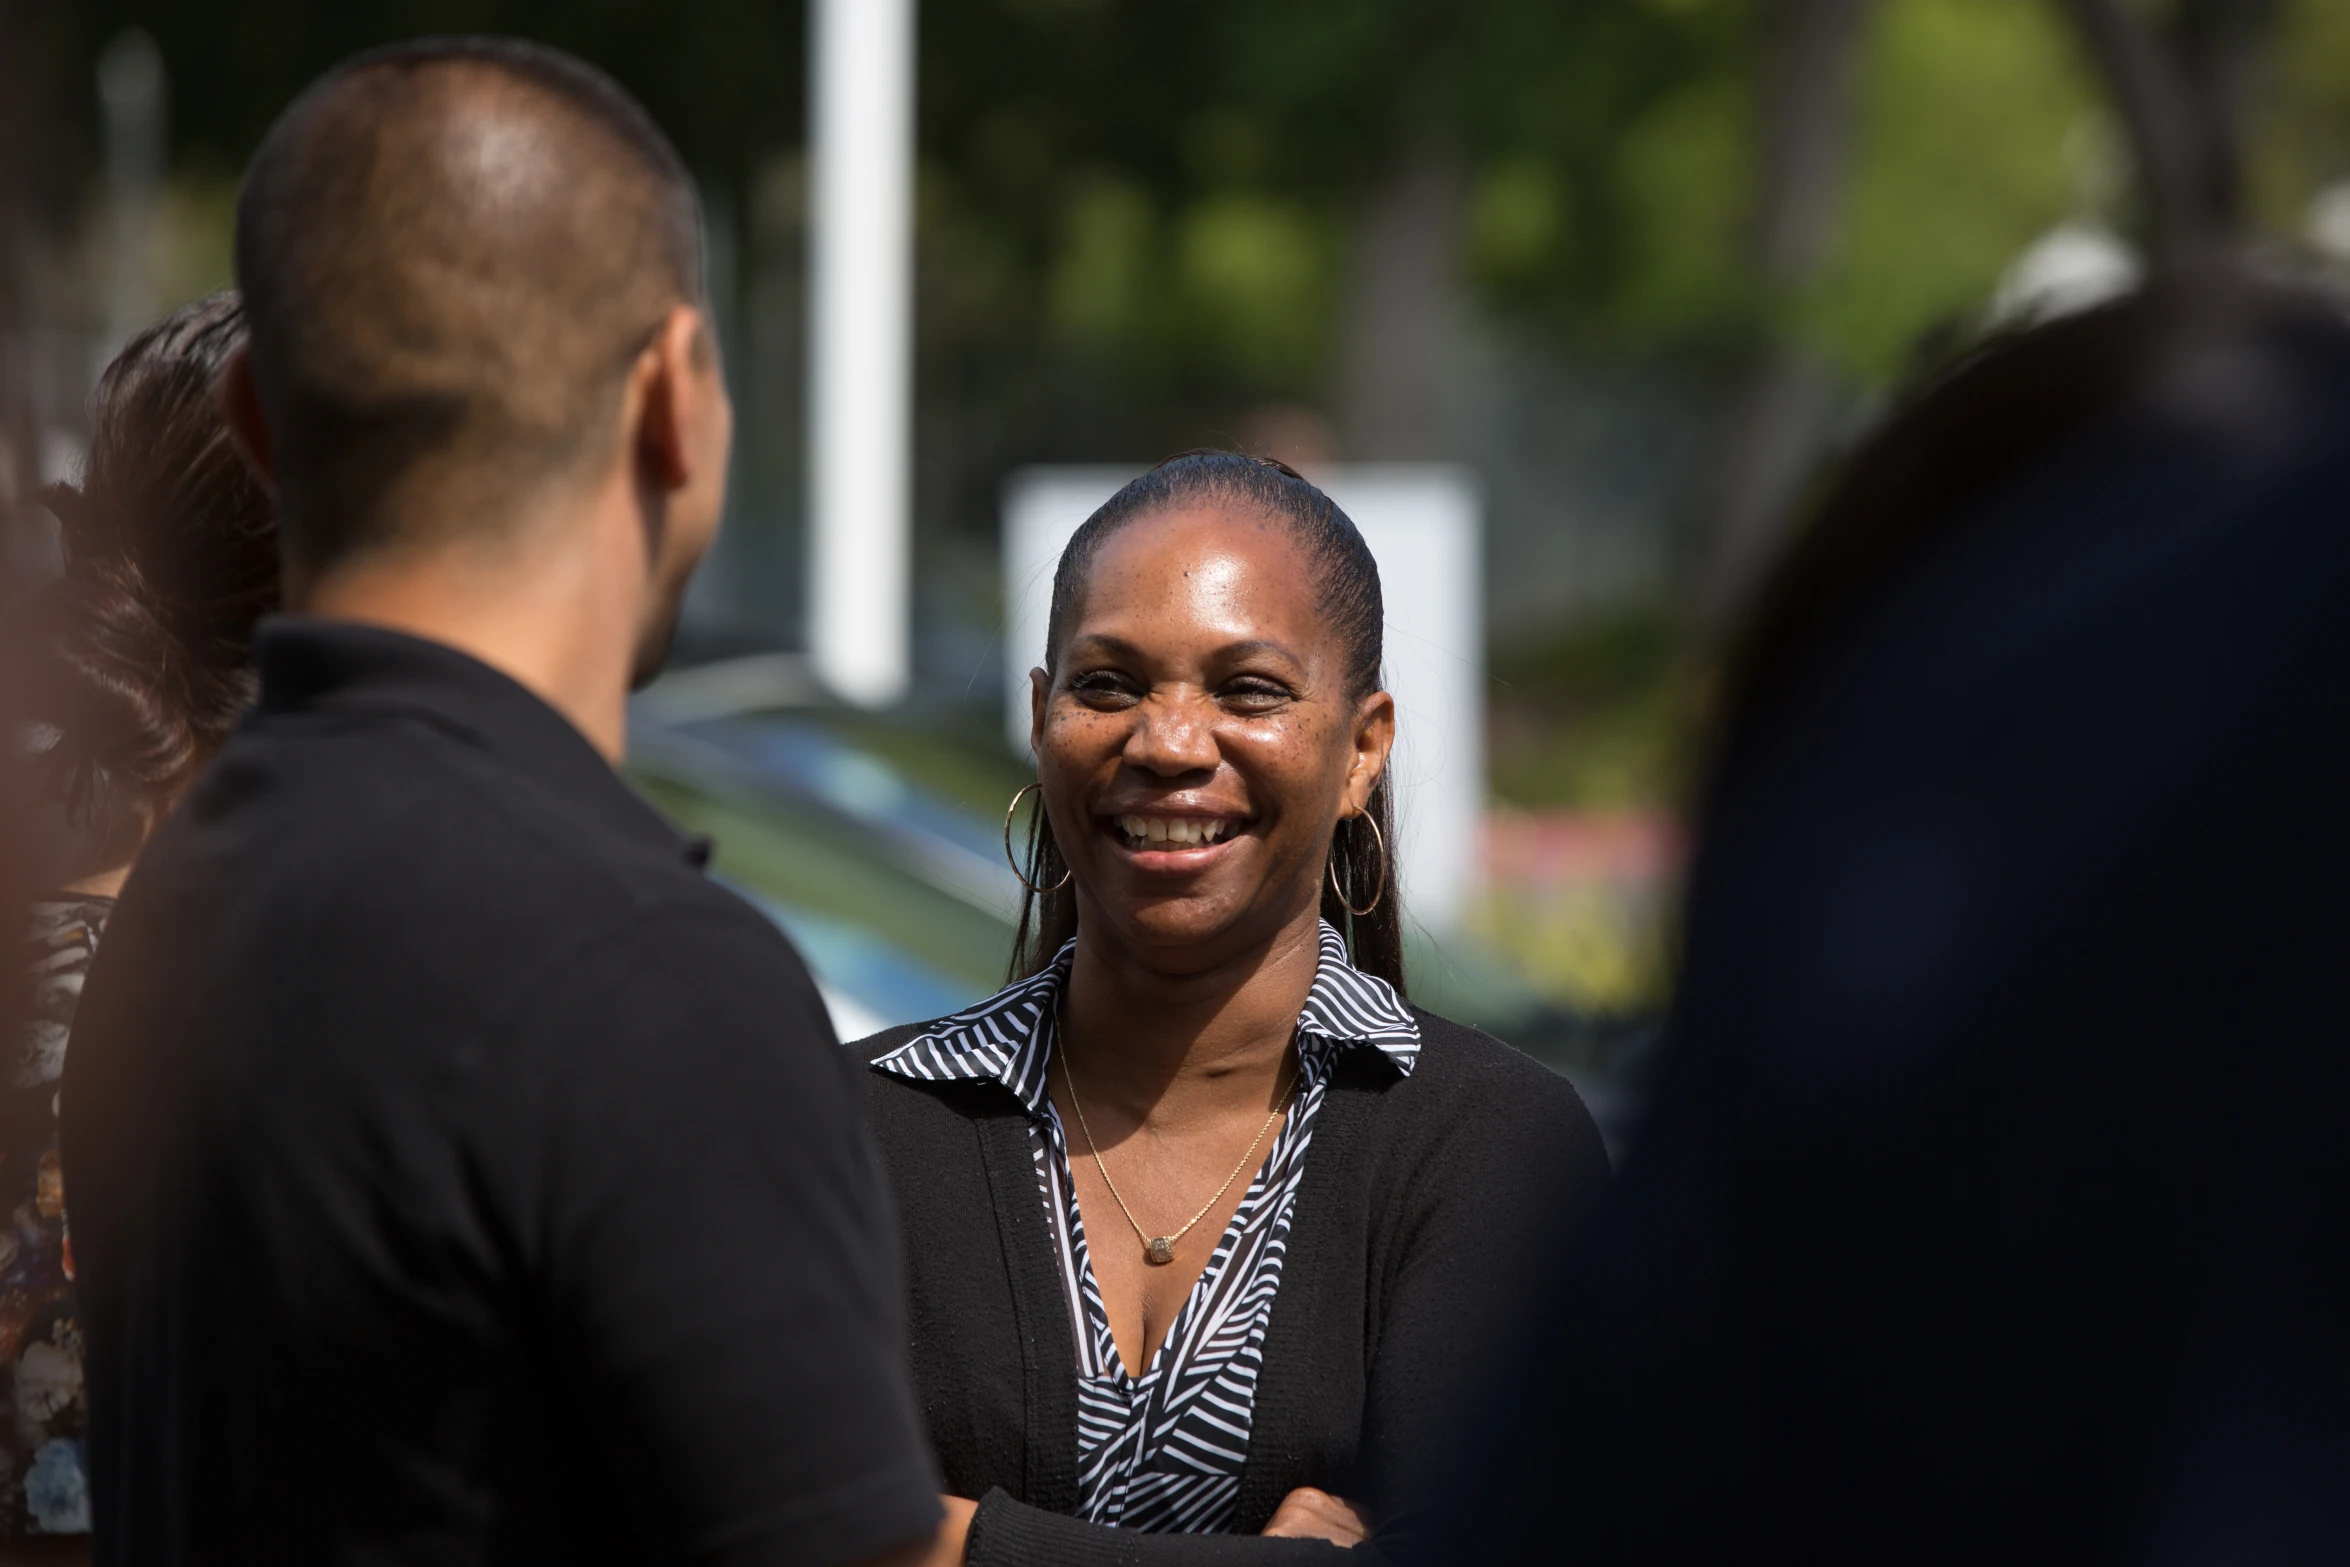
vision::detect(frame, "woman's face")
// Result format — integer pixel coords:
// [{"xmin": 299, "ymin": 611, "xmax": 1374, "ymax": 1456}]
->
[{"xmin": 1031, "ymin": 506, "xmax": 1395, "ymax": 972}]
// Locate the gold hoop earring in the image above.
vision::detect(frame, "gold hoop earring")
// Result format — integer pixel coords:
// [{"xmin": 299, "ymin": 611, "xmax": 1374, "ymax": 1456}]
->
[
  {"xmin": 1328, "ymin": 811, "xmax": 1386, "ymax": 917},
  {"xmin": 1004, "ymin": 782, "xmax": 1073, "ymax": 895}
]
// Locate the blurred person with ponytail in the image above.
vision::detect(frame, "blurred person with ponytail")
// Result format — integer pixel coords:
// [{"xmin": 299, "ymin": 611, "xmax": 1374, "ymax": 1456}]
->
[
  {"xmin": 856, "ymin": 451, "xmax": 1608, "ymax": 1563},
  {"xmin": 10, "ymin": 291, "xmax": 272, "ymax": 1554}
]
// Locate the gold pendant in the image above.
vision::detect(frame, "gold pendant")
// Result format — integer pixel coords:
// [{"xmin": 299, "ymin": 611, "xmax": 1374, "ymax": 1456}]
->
[{"xmin": 1145, "ymin": 1237, "xmax": 1176, "ymax": 1265}]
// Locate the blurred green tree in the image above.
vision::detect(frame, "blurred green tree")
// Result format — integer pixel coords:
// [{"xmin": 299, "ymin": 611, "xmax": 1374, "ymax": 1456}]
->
[
  {"xmin": 31, "ymin": 0, "xmax": 2350, "ymax": 600},
  {"xmin": 52, "ymin": 1, "xmax": 2335, "ymax": 418}
]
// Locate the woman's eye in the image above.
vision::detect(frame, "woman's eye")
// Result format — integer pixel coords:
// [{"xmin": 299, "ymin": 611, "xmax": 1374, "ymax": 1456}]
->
[
  {"xmin": 1068, "ymin": 672, "xmax": 1140, "ymax": 705},
  {"xmin": 1221, "ymin": 680, "xmax": 1292, "ymax": 711}
]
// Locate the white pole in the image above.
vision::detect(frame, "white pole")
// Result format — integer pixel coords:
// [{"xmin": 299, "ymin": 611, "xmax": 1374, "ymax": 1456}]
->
[{"xmin": 807, "ymin": 0, "xmax": 916, "ymax": 708}]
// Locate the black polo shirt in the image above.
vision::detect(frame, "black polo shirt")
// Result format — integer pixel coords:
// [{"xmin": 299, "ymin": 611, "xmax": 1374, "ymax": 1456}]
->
[{"xmin": 63, "ymin": 619, "xmax": 941, "ymax": 1566}]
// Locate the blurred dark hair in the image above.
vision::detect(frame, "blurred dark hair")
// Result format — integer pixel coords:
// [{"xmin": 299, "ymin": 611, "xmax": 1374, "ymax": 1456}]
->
[
  {"xmin": 1719, "ymin": 269, "xmax": 2350, "ymax": 753},
  {"xmin": 25, "ymin": 291, "xmax": 277, "ymax": 853},
  {"xmin": 1420, "ymin": 272, "xmax": 2350, "ymax": 1567},
  {"xmin": 1010, "ymin": 449, "xmax": 1404, "ymax": 993}
]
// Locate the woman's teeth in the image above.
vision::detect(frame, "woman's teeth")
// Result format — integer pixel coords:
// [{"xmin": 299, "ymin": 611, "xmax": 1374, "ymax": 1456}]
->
[{"xmin": 1116, "ymin": 816, "xmax": 1233, "ymax": 848}]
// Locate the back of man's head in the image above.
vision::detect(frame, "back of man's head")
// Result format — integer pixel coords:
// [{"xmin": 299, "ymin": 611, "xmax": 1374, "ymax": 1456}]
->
[{"xmin": 235, "ymin": 38, "xmax": 703, "ymax": 578}]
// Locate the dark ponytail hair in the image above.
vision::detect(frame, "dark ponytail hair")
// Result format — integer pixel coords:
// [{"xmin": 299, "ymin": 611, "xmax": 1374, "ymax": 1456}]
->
[
  {"xmin": 1009, "ymin": 450, "xmax": 1405, "ymax": 994},
  {"xmin": 24, "ymin": 292, "xmax": 277, "ymax": 856}
]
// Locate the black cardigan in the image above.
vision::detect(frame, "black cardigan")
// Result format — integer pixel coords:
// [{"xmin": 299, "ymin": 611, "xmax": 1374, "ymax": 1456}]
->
[{"xmin": 856, "ymin": 1006, "xmax": 1609, "ymax": 1565}]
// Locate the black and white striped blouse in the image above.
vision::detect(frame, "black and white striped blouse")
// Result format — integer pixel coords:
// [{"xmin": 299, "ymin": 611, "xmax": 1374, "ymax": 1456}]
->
[{"xmin": 872, "ymin": 921, "xmax": 1419, "ymax": 1535}]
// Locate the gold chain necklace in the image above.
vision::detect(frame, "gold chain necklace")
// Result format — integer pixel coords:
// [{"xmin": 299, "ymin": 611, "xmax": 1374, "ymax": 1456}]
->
[{"xmin": 1056, "ymin": 1018, "xmax": 1297, "ymax": 1267}]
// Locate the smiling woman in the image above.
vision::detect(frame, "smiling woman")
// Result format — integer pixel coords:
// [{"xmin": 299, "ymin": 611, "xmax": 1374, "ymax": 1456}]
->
[
  {"xmin": 854, "ymin": 452, "xmax": 1610, "ymax": 1564},
  {"xmin": 1006, "ymin": 451, "xmax": 1400, "ymax": 996}
]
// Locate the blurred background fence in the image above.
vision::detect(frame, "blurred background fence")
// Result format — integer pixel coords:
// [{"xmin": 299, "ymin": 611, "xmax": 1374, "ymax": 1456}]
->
[{"xmin": 8, "ymin": 0, "xmax": 2350, "ymax": 1137}]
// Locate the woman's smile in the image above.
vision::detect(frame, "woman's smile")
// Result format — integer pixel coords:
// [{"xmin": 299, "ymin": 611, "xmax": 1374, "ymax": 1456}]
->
[{"xmin": 1103, "ymin": 809, "xmax": 1253, "ymax": 869}]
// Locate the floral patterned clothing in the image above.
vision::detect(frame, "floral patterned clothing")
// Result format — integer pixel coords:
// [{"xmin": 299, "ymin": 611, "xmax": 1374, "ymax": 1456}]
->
[{"xmin": 1, "ymin": 897, "xmax": 109, "ymax": 1536}]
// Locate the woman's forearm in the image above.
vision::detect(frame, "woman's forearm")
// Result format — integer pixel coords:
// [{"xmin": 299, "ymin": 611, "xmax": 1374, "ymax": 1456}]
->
[{"xmin": 963, "ymin": 1489, "xmax": 1363, "ymax": 1567}]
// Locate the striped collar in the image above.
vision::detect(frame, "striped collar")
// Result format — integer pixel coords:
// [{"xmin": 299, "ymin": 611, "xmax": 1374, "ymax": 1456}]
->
[{"xmin": 871, "ymin": 920, "xmax": 1419, "ymax": 1117}]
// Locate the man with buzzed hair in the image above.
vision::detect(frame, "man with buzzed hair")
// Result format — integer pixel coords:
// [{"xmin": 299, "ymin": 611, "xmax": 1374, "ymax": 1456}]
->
[
  {"xmin": 233, "ymin": 33, "xmax": 711, "ymax": 643},
  {"xmin": 65, "ymin": 39, "xmax": 953, "ymax": 1567}
]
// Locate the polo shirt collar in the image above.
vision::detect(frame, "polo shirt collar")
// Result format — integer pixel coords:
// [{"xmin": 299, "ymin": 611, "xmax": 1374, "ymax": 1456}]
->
[
  {"xmin": 253, "ymin": 616, "xmax": 708, "ymax": 868},
  {"xmin": 872, "ymin": 919, "xmax": 1420, "ymax": 1116}
]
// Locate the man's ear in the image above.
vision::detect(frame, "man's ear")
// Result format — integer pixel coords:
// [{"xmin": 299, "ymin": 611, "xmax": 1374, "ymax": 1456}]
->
[
  {"xmin": 218, "ymin": 347, "xmax": 277, "ymax": 494},
  {"xmin": 634, "ymin": 304, "xmax": 713, "ymax": 492}
]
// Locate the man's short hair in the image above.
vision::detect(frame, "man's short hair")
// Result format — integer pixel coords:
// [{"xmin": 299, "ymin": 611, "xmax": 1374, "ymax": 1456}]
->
[{"xmin": 234, "ymin": 37, "xmax": 704, "ymax": 574}]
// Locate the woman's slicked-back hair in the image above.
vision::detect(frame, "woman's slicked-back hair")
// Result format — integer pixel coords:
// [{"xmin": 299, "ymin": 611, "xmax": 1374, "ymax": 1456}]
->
[
  {"xmin": 24, "ymin": 291, "xmax": 278, "ymax": 860},
  {"xmin": 1011, "ymin": 450, "xmax": 1405, "ymax": 992}
]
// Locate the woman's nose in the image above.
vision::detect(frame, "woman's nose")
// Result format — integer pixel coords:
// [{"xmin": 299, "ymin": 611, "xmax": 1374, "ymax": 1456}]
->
[{"xmin": 1123, "ymin": 692, "xmax": 1220, "ymax": 776}]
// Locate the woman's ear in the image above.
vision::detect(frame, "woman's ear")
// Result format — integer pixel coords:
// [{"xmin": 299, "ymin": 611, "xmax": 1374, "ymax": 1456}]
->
[
  {"xmin": 1344, "ymin": 690, "xmax": 1396, "ymax": 815},
  {"xmin": 1029, "ymin": 666, "xmax": 1050, "ymax": 758}
]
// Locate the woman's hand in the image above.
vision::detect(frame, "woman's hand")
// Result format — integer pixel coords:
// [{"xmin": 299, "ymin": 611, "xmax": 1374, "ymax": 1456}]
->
[
  {"xmin": 938, "ymin": 1494, "xmax": 978, "ymax": 1557},
  {"xmin": 1261, "ymin": 1487, "xmax": 1371, "ymax": 1547},
  {"xmin": 885, "ymin": 1495, "xmax": 977, "ymax": 1567}
]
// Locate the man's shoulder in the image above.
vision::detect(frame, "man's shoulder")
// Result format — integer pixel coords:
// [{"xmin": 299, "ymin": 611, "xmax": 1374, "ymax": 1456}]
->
[
  {"xmin": 131, "ymin": 714, "xmax": 790, "ymax": 1052},
  {"xmin": 508, "ymin": 892, "xmax": 834, "ymax": 1094},
  {"xmin": 201, "ymin": 705, "xmax": 709, "ymax": 919}
]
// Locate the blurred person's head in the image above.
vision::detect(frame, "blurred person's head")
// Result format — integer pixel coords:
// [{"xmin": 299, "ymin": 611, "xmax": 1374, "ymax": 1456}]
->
[
  {"xmin": 1444, "ymin": 270, "xmax": 2350, "ymax": 1563},
  {"xmin": 1011, "ymin": 451, "xmax": 1401, "ymax": 989},
  {"xmin": 22, "ymin": 292, "xmax": 276, "ymax": 892},
  {"xmin": 221, "ymin": 36, "xmax": 727, "ymax": 720},
  {"xmin": 1717, "ymin": 270, "xmax": 2350, "ymax": 751}
]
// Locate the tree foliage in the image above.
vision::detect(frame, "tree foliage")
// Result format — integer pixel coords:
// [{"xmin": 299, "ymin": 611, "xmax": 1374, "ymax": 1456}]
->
[{"xmin": 38, "ymin": 0, "xmax": 2350, "ymax": 410}]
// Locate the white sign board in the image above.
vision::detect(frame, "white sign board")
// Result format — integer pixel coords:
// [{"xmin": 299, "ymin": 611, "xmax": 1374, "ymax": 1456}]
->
[{"xmin": 1002, "ymin": 465, "xmax": 1484, "ymax": 933}]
